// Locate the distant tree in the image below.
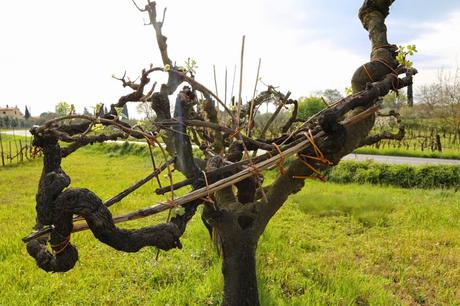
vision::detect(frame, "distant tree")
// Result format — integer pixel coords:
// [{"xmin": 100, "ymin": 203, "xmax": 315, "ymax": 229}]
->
[
  {"xmin": 382, "ymin": 91, "xmax": 407, "ymax": 109},
  {"xmin": 24, "ymin": 106, "xmax": 31, "ymax": 120},
  {"xmin": 35, "ymin": 112, "xmax": 58, "ymax": 125},
  {"xmin": 316, "ymin": 89, "xmax": 343, "ymax": 104},
  {"xmin": 253, "ymin": 111, "xmax": 290, "ymax": 138},
  {"xmin": 417, "ymin": 69, "xmax": 460, "ymax": 133},
  {"xmin": 83, "ymin": 107, "xmax": 92, "ymax": 116},
  {"xmin": 55, "ymin": 101, "xmax": 71, "ymax": 116},
  {"xmin": 69, "ymin": 104, "xmax": 76, "ymax": 115},
  {"xmin": 298, "ymin": 96, "xmax": 327, "ymax": 119},
  {"xmin": 122, "ymin": 104, "xmax": 129, "ymax": 119},
  {"xmin": 3, "ymin": 116, "xmax": 10, "ymax": 128},
  {"xmin": 11, "ymin": 117, "xmax": 18, "ymax": 128},
  {"xmin": 136, "ymin": 102, "xmax": 156, "ymax": 120},
  {"xmin": 99, "ymin": 105, "xmax": 106, "ymax": 117}
]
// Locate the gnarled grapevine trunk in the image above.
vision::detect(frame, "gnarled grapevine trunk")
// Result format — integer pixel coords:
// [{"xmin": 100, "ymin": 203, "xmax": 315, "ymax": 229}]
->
[
  {"xmin": 203, "ymin": 201, "xmax": 261, "ymax": 306},
  {"xmin": 23, "ymin": 1, "xmax": 416, "ymax": 304},
  {"xmin": 26, "ymin": 131, "xmax": 182, "ymax": 272},
  {"xmin": 221, "ymin": 232, "xmax": 259, "ymax": 306}
]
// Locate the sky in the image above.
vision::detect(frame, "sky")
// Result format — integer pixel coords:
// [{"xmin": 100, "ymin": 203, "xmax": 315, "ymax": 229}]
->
[{"xmin": 1, "ymin": 0, "xmax": 459, "ymax": 117}]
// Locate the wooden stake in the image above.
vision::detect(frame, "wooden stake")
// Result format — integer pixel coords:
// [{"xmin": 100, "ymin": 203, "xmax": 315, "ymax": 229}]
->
[
  {"xmin": 237, "ymin": 35, "xmax": 245, "ymax": 127},
  {"xmin": 148, "ymin": 143, "xmax": 162, "ymax": 188},
  {"xmin": 224, "ymin": 67, "xmax": 228, "ymax": 107},
  {"xmin": 231, "ymin": 65, "xmax": 237, "ymax": 102},
  {"xmin": 19, "ymin": 140, "xmax": 23, "ymax": 163},
  {"xmin": 213, "ymin": 65, "xmax": 219, "ymax": 98},
  {"xmin": 222, "ymin": 67, "xmax": 228, "ymax": 123},
  {"xmin": 248, "ymin": 58, "xmax": 261, "ymax": 136},
  {"xmin": 14, "ymin": 138, "xmax": 19, "ymax": 163},
  {"xmin": 0, "ymin": 132, "xmax": 5, "ymax": 166},
  {"xmin": 8, "ymin": 141, "xmax": 12, "ymax": 164}
]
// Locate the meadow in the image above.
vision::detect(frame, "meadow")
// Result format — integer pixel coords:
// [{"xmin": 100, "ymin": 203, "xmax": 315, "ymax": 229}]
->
[{"xmin": 0, "ymin": 146, "xmax": 459, "ymax": 305}]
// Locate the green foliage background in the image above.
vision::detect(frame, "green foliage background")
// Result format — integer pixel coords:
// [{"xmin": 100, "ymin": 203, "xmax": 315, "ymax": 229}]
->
[{"xmin": 298, "ymin": 97, "xmax": 327, "ymax": 120}]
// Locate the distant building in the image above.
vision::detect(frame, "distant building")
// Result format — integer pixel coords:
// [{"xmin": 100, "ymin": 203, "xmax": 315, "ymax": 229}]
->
[{"xmin": 0, "ymin": 105, "xmax": 24, "ymax": 119}]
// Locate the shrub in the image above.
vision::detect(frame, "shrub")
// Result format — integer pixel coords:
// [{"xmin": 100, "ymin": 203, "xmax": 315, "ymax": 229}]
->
[{"xmin": 326, "ymin": 161, "xmax": 460, "ymax": 189}]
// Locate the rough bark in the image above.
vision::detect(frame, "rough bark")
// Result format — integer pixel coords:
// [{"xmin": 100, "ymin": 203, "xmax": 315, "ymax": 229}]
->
[
  {"xmin": 27, "ymin": 132, "xmax": 182, "ymax": 272},
  {"xmin": 172, "ymin": 86, "xmax": 201, "ymax": 180},
  {"xmin": 27, "ymin": 188, "xmax": 181, "ymax": 272},
  {"xmin": 201, "ymin": 187, "xmax": 261, "ymax": 306},
  {"xmin": 221, "ymin": 232, "xmax": 259, "ymax": 306}
]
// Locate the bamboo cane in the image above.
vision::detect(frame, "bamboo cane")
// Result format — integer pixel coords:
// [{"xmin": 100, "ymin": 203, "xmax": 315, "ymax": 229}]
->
[
  {"xmin": 248, "ymin": 58, "xmax": 261, "ymax": 136},
  {"xmin": 14, "ymin": 139, "xmax": 19, "ymax": 163},
  {"xmin": 8, "ymin": 141, "xmax": 12, "ymax": 164},
  {"xmin": 71, "ymin": 105, "xmax": 379, "ymax": 233},
  {"xmin": 72, "ymin": 138, "xmax": 310, "ymax": 232},
  {"xmin": 236, "ymin": 35, "xmax": 245, "ymax": 127},
  {"xmin": 0, "ymin": 132, "xmax": 5, "ymax": 166},
  {"xmin": 22, "ymin": 103, "xmax": 379, "ymax": 242},
  {"xmin": 19, "ymin": 140, "xmax": 23, "ymax": 163}
]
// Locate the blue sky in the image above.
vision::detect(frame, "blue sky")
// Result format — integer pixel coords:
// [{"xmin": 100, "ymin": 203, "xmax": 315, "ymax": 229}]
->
[
  {"xmin": 266, "ymin": 0, "xmax": 460, "ymax": 62},
  {"xmin": 0, "ymin": 0, "xmax": 459, "ymax": 116}
]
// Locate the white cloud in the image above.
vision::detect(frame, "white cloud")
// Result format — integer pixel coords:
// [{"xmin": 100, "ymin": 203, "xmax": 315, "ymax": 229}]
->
[
  {"xmin": 406, "ymin": 11, "xmax": 460, "ymax": 86},
  {"xmin": 1, "ymin": 0, "xmax": 439, "ymax": 117}
]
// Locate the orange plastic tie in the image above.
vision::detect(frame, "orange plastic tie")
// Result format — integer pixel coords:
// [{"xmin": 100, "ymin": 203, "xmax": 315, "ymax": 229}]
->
[
  {"xmin": 295, "ymin": 129, "xmax": 332, "ymax": 181},
  {"xmin": 373, "ymin": 58, "xmax": 398, "ymax": 75},
  {"xmin": 246, "ymin": 164, "xmax": 260, "ymax": 178},
  {"xmin": 306, "ymin": 130, "xmax": 323, "ymax": 159},
  {"xmin": 166, "ymin": 199, "xmax": 176, "ymax": 207},
  {"xmin": 201, "ymin": 170, "xmax": 216, "ymax": 208},
  {"xmin": 51, "ymin": 235, "xmax": 71, "ymax": 255},
  {"xmin": 298, "ymin": 158, "xmax": 324, "ymax": 178},
  {"xmin": 299, "ymin": 154, "xmax": 332, "ymax": 166},
  {"xmin": 362, "ymin": 63, "xmax": 374, "ymax": 82},
  {"xmin": 390, "ymin": 73, "xmax": 400, "ymax": 92},
  {"xmin": 229, "ymin": 127, "xmax": 242, "ymax": 139},
  {"xmin": 292, "ymin": 175, "xmax": 325, "ymax": 182},
  {"xmin": 372, "ymin": 44, "xmax": 396, "ymax": 51},
  {"xmin": 273, "ymin": 143, "xmax": 287, "ymax": 175},
  {"xmin": 146, "ymin": 136, "xmax": 157, "ymax": 146},
  {"xmin": 304, "ymin": 130, "xmax": 332, "ymax": 165},
  {"xmin": 31, "ymin": 146, "xmax": 42, "ymax": 158}
]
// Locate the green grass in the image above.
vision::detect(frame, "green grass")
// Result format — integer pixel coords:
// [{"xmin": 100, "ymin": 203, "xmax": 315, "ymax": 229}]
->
[
  {"xmin": 354, "ymin": 146, "xmax": 460, "ymax": 160},
  {"xmin": 1, "ymin": 147, "xmax": 460, "ymax": 305}
]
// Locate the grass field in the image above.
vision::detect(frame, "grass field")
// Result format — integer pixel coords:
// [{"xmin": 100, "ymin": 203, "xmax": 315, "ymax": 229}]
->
[{"xmin": 1, "ymin": 147, "xmax": 459, "ymax": 305}]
